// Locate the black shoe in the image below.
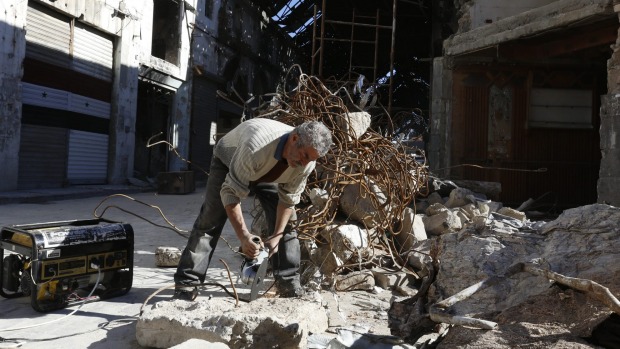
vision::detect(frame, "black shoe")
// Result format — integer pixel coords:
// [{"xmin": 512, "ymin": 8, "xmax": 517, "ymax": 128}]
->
[
  {"xmin": 279, "ymin": 285, "xmax": 305, "ymax": 298},
  {"xmin": 173, "ymin": 287, "xmax": 198, "ymax": 301}
]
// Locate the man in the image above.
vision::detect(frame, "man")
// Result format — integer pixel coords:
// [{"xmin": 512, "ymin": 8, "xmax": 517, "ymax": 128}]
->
[{"xmin": 174, "ymin": 118, "xmax": 333, "ymax": 300}]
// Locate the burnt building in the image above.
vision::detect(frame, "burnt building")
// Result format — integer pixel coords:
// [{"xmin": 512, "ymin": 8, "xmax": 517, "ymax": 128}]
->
[{"xmin": 431, "ymin": 0, "xmax": 620, "ymax": 210}]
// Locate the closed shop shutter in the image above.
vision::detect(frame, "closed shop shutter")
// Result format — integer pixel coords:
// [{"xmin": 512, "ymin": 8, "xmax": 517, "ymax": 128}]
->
[
  {"xmin": 23, "ymin": 3, "xmax": 113, "ymax": 188},
  {"xmin": 18, "ymin": 125, "xmax": 67, "ymax": 189},
  {"xmin": 73, "ymin": 22, "xmax": 114, "ymax": 82},
  {"xmin": 67, "ymin": 130, "xmax": 109, "ymax": 184},
  {"xmin": 190, "ymin": 78, "xmax": 219, "ymax": 181},
  {"xmin": 25, "ymin": 3, "xmax": 71, "ymax": 68}
]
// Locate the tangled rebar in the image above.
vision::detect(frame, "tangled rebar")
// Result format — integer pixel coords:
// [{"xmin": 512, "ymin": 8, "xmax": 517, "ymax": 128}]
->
[{"xmin": 253, "ymin": 66, "xmax": 429, "ymax": 274}]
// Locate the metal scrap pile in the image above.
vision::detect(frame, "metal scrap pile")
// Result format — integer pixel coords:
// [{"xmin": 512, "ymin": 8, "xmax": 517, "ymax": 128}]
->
[{"xmin": 250, "ymin": 66, "xmax": 429, "ymax": 284}]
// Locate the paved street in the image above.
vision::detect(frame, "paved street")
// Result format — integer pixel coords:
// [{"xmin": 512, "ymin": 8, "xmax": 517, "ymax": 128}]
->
[{"xmin": 0, "ymin": 189, "xmax": 254, "ymax": 349}]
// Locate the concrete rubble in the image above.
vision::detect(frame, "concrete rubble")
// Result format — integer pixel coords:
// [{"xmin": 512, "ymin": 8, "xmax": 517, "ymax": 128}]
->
[
  {"xmin": 137, "ymin": 294, "xmax": 328, "ymax": 348},
  {"xmin": 138, "ymin": 72, "xmax": 618, "ymax": 347},
  {"xmin": 141, "ymin": 168, "xmax": 619, "ymax": 349}
]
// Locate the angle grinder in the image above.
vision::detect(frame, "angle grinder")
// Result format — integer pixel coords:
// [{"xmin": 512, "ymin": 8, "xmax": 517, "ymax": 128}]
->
[{"xmin": 240, "ymin": 237, "xmax": 269, "ymax": 301}]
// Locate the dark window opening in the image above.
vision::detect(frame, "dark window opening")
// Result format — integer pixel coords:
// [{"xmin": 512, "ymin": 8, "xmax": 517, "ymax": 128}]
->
[
  {"xmin": 205, "ymin": 0, "xmax": 213, "ymax": 19},
  {"xmin": 151, "ymin": 0, "xmax": 181, "ymax": 65}
]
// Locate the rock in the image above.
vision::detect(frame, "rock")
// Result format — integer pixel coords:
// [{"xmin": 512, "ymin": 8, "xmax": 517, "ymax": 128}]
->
[
  {"xmin": 433, "ymin": 204, "xmax": 620, "ymax": 316},
  {"xmin": 393, "ymin": 208, "xmax": 427, "ymax": 254},
  {"xmin": 336, "ymin": 111, "xmax": 371, "ymax": 140},
  {"xmin": 308, "ymin": 187, "xmax": 329, "ymax": 208},
  {"xmin": 497, "ymin": 207, "xmax": 526, "ymax": 222},
  {"xmin": 422, "ymin": 210, "xmax": 462, "ymax": 236},
  {"xmin": 339, "ymin": 179, "xmax": 388, "ymax": 228},
  {"xmin": 137, "ymin": 296, "xmax": 328, "ymax": 349},
  {"xmin": 312, "ymin": 249, "xmax": 343, "ymax": 276},
  {"xmin": 445, "ymin": 187, "xmax": 476, "ymax": 208},
  {"xmin": 425, "ymin": 202, "xmax": 448, "ymax": 216},
  {"xmin": 438, "ymin": 286, "xmax": 610, "ymax": 349},
  {"xmin": 540, "ymin": 204, "xmax": 620, "ymax": 294},
  {"xmin": 170, "ymin": 339, "xmax": 231, "ymax": 349},
  {"xmin": 407, "ymin": 239, "xmax": 433, "ymax": 277},
  {"xmin": 334, "ymin": 270, "xmax": 375, "ymax": 291},
  {"xmin": 155, "ymin": 246, "xmax": 182, "ymax": 267},
  {"xmin": 426, "ymin": 192, "xmax": 444, "ymax": 205},
  {"xmin": 371, "ymin": 268, "xmax": 410, "ymax": 290},
  {"xmin": 430, "ymin": 227, "xmax": 547, "ymax": 316}
]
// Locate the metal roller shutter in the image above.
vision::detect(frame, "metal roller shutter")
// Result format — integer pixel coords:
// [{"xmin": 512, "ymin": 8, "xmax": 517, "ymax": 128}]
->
[
  {"xmin": 25, "ymin": 3, "xmax": 71, "ymax": 68},
  {"xmin": 67, "ymin": 130, "xmax": 109, "ymax": 184},
  {"xmin": 23, "ymin": 3, "xmax": 113, "ymax": 188},
  {"xmin": 73, "ymin": 22, "xmax": 114, "ymax": 82},
  {"xmin": 18, "ymin": 125, "xmax": 67, "ymax": 189}
]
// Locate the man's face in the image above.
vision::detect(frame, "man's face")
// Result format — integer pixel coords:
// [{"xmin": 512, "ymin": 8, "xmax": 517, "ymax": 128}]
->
[
  {"xmin": 285, "ymin": 133, "xmax": 320, "ymax": 168},
  {"xmin": 287, "ymin": 145, "xmax": 320, "ymax": 168}
]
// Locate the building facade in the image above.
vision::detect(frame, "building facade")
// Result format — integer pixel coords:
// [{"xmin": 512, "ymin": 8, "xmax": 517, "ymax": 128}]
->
[
  {"xmin": 430, "ymin": 0, "xmax": 620, "ymax": 208},
  {"xmin": 0, "ymin": 0, "xmax": 292, "ymax": 191}
]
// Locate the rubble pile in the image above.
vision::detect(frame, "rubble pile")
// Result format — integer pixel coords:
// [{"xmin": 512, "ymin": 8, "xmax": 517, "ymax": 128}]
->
[
  {"xmin": 247, "ymin": 68, "xmax": 620, "ymax": 347},
  {"xmin": 250, "ymin": 67, "xmax": 429, "ymax": 286}
]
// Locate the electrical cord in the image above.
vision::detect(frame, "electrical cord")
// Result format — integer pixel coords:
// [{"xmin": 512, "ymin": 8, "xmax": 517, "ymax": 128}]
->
[{"xmin": 0, "ymin": 266, "xmax": 104, "ymax": 347}]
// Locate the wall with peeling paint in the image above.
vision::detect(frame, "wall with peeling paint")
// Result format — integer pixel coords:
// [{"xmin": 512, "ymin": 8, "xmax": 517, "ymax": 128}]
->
[{"xmin": 0, "ymin": 1, "xmax": 28, "ymax": 191}]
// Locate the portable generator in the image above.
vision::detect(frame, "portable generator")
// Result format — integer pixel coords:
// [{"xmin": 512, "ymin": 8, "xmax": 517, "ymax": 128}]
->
[{"xmin": 0, "ymin": 218, "xmax": 133, "ymax": 312}]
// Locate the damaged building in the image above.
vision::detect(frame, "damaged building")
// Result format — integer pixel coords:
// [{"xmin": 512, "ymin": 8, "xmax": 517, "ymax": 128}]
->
[
  {"xmin": 430, "ymin": 0, "xmax": 620, "ymax": 211},
  {"xmin": 0, "ymin": 0, "xmax": 296, "ymax": 190},
  {"xmin": 3, "ymin": 0, "xmax": 618, "ymax": 212}
]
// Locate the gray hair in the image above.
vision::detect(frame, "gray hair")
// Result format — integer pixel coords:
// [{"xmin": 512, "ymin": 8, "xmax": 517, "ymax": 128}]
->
[{"xmin": 293, "ymin": 121, "xmax": 333, "ymax": 157}]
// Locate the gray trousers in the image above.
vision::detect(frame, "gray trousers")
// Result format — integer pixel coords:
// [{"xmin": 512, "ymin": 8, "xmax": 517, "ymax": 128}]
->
[{"xmin": 174, "ymin": 156, "xmax": 301, "ymax": 289}]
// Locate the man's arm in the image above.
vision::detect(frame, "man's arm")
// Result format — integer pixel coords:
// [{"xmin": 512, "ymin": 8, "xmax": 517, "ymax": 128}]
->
[
  {"xmin": 263, "ymin": 203, "xmax": 294, "ymax": 256},
  {"xmin": 225, "ymin": 202, "xmax": 261, "ymax": 259}
]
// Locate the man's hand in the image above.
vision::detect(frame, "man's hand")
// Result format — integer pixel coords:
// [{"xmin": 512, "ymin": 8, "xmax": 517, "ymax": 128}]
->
[
  {"xmin": 241, "ymin": 234, "xmax": 263, "ymax": 259},
  {"xmin": 263, "ymin": 233, "xmax": 282, "ymax": 257}
]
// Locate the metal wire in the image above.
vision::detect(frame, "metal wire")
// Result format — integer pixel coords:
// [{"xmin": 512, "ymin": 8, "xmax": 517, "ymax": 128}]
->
[{"xmin": 252, "ymin": 65, "xmax": 429, "ymax": 274}]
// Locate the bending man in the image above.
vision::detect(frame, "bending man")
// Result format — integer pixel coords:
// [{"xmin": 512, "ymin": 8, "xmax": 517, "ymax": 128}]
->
[{"xmin": 174, "ymin": 118, "xmax": 333, "ymax": 300}]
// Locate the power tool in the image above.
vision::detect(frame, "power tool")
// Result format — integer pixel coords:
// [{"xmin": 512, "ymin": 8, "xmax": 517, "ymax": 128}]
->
[{"xmin": 240, "ymin": 237, "xmax": 269, "ymax": 301}]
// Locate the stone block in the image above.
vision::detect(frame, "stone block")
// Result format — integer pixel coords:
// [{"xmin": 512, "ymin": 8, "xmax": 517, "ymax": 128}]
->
[
  {"xmin": 339, "ymin": 179, "xmax": 388, "ymax": 228},
  {"xmin": 393, "ymin": 208, "xmax": 427, "ymax": 254},
  {"xmin": 335, "ymin": 111, "xmax": 371, "ymax": 140},
  {"xmin": 497, "ymin": 207, "xmax": 526, "ymax": 222},
  {"xmin": 422, "ymin": 210, "xmax": 462, "ymax": 236},
  {"xmin": 334, "ymin": 270, "xmax": 375, "ymax": 291},
  {"xmin": 445, "ymin": 187, "xmax": 476, "ymax": 208},
  {"xmin": 370, "ymin": 268, "xmax": 409, "ymax": 290},
  {"xmin": 155, "ymin": 246, "xmax": 182, "ymax": 267}
]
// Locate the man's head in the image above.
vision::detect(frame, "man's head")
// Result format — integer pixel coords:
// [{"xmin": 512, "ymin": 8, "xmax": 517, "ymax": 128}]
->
[{"xmin": 284, "ymin": 121, "xmax": 333, "ymax": 168}]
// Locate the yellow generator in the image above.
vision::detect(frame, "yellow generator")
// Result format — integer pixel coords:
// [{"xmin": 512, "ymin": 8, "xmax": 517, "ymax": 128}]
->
[{"xmin": 0, "ymin": 219, "xmax": 133, "ymax": 312}]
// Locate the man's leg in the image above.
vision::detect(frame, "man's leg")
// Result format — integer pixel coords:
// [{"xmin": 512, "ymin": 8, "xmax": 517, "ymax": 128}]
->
[
  {"xmin": 252, "ymin": 183, "xmax": 302, "ymax": 297},
  {"xmin": 173, "ymin": 157, "xmax": 229, "ymax": 299}
]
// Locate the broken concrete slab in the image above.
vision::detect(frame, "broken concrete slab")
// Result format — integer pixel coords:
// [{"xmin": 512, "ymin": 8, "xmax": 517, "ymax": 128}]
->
[
  {"xmin": 334, "ymin": 270, "xmax": 375, "ymax": 291},
  {"xmin": 437, "ymin": 286, "xmax": 611, "ymax": 349},
  {"xmin": 444, "ymin": 187, "xmax": 476, "ymax": 208},
  {"xmin": 137, "ymin": 296, "xmax": 328, "ymax": 349},
  {"xmin": 170, "ymin": 338, "xmax": 231, "ymax": 349},
  {"xmin": 339, "ymin": 179, "xmax": 388, "ymax": 228},
  {"xmin": 371, "ymin": 268, "xmax": 410, "ymax": 290},
  {"xmin": 314, "ymin": 224, "xmax": 370, "ymax": 276},
  {"xmin": 497, "ymin": 206, "xmax": 526, "ymax": 222},
  {"xmin": 391, "ymin": 203, "xmax": 620, "ymax": 347},
  {"xmin": 422, "ymin": 210, "xmax": 462, "ymax": 236},
  {"xmin": 393, "ymin": 207, "xmax": 427, "ymax": 254},
  {"xmin": 336, "ymin": 111, "xmax": 371, "ymax": 141}
]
